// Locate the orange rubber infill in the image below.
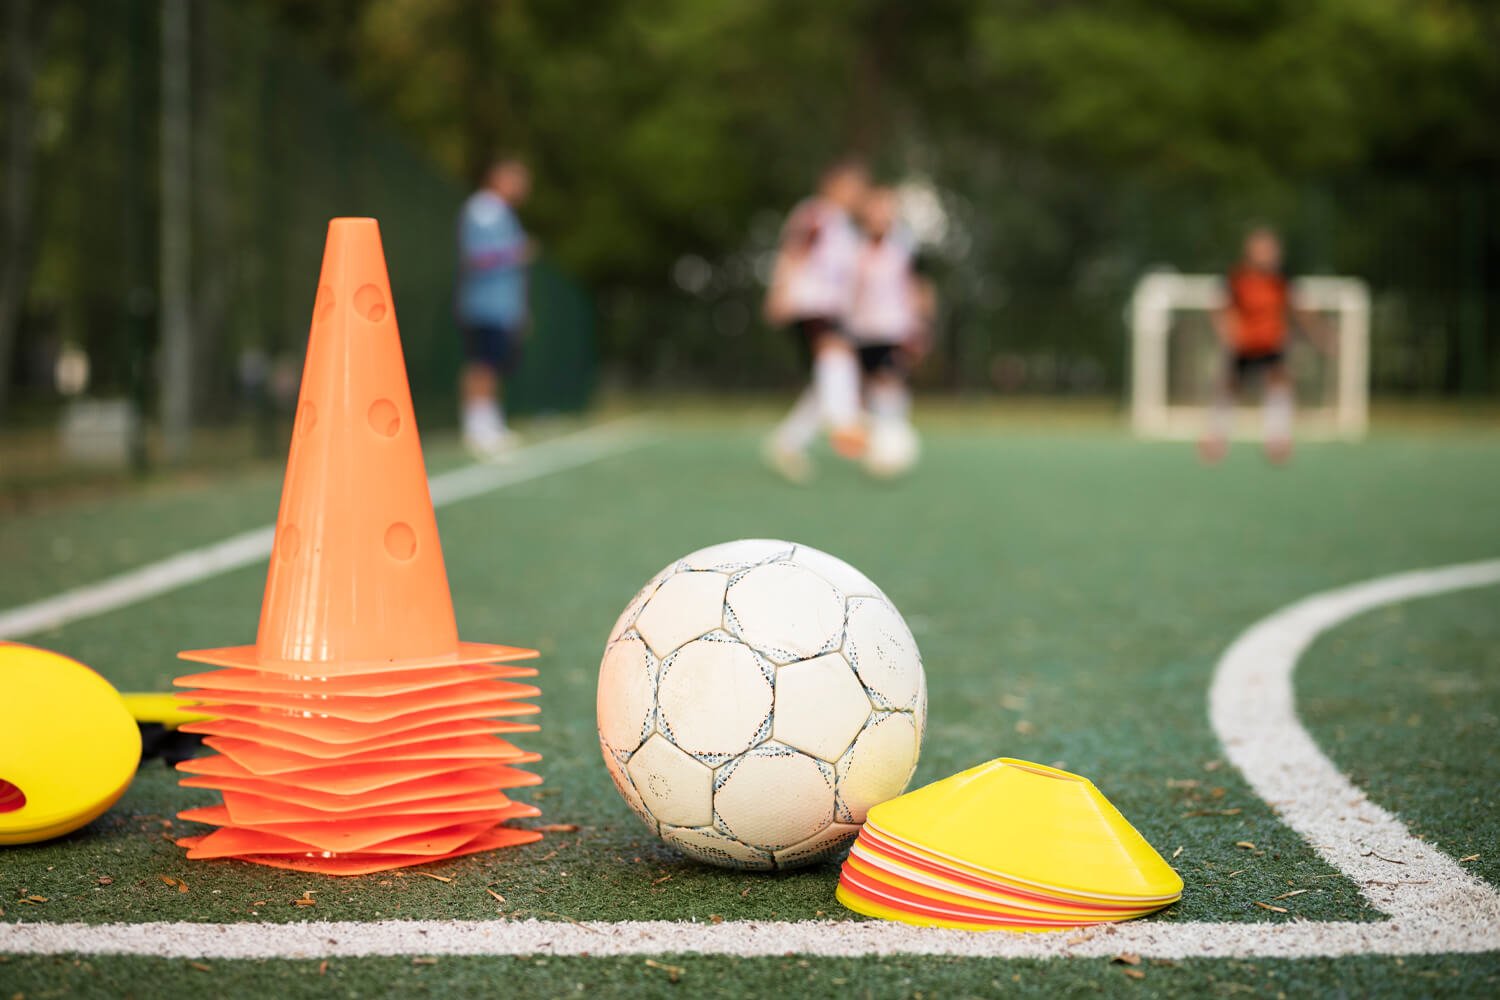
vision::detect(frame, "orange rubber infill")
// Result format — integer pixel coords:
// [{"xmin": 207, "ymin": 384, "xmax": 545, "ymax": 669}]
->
[{"xmin": 172, "ymin": 218, "xmax": 542, "ymax": 874}]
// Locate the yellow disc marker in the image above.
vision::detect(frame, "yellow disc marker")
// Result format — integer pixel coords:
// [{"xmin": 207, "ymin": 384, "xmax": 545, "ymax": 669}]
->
[
  {"xmin": 0, "ymin": 643, "xmax": 141, "ymax": 845},
  {"xmin": 865, "ymin": 757, "xmax": 1184, "ymax": 902}
]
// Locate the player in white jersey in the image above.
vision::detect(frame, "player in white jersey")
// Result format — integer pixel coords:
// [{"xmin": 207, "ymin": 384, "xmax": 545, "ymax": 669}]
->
[
  {"xmin": 763, "ymin": 160, "xmax": 870, "ymax": 482},
  {"xmin": 850, "ymin": 186, "xmax": 930, "ymax": 477}
]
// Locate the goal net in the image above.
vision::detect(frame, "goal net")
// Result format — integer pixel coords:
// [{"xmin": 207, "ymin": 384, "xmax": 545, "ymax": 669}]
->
[{"xmin": 1129, "ymin": 272, "xmax": 1370, "ymax": 440}]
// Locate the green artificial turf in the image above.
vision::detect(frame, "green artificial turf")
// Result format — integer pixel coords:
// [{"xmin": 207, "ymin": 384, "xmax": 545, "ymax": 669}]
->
[
  {"xmin": 2, "ymin": 416, "xmax": 1498, "ymax": 992},
  {"xmin": 1300, "ymin": 585, "xmax": 1500, "ymax": 887},
  {"xmin": 0, "ymin": 435, "xmax": 486, "ymax": 610},
  {"xmin": 3, "ymin": 952, "xmax": 1498, "ymax": 999}
]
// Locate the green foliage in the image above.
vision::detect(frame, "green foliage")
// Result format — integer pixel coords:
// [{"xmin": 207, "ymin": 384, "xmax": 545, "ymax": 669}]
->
[
  {"xmin": 10, "ymin": 0, "xmax": 1498, "ymax": 411},
  {"xmin": 966, "ymin": 0, "xmax": 1499, "ymax": 180},
  {"xmin": 266, "ymin": 0, "xmax": 1499, "ymax": 265},
  {"xmin": 254, "ymin": 0, "xmax": 1498, "ymax": 394}
]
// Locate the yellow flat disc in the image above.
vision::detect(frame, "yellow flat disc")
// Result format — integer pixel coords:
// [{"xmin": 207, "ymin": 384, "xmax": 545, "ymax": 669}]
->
[
  {"xmin": 120, "ymin": 692, "xmax": 212, "ymax": 729},
  {"xmin": 0, "ymin": 643, "xmax": 141, "ymax": 845}
]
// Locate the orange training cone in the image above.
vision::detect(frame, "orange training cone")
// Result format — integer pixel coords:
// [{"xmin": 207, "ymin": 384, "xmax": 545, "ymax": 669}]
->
[{"xmin": 172, "ymin": 218, "xmax": 543, "ymax": 875}]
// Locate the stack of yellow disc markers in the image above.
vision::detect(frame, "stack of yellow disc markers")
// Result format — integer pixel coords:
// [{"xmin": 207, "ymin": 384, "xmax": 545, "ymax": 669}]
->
[{"xmin": 837, "ymin": 757, "xmax": 1183, "ymax": 931}]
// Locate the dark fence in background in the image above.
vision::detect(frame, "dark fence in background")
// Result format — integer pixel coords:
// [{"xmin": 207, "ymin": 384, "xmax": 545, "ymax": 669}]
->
[
  {"xmin": 1, "ymin": 0, "xmax": 594, "ymax": 487},
  {"xmin": 598, "ymin": 168, "xmax": 1497, "ymax": 401}
]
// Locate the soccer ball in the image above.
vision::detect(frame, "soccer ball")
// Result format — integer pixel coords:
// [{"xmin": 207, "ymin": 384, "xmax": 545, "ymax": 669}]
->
[
  {"xmin": 865, "ymin": 418, "xmax": 920, "ymax": 478},
  {"xmin": 596, "ymin": 539, "xmax": 926, "ymax": 870}
]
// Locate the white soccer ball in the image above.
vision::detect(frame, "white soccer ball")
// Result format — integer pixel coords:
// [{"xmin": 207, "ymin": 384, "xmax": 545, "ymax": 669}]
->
[
  {"xmin": 597, "ymin": 539, "xmax": 926, "ymax": 870},
  {"xmin": 865, "ymin": 419, "xmax": 920, "ymax": 478}
]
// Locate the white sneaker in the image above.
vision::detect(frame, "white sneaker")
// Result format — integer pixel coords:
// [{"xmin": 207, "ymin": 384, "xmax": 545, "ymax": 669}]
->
[{"xmin": 465, "ymin": 427, "xmax": 520, "ymax": 462}]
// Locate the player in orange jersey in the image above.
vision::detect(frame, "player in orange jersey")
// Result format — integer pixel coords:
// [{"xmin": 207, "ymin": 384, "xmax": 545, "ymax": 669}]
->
[{"xmin": 1200, "ymin": 226, "xmax": 1332, "ymax": 465}]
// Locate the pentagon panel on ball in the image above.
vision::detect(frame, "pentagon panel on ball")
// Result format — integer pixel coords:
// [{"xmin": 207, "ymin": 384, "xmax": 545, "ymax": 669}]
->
[{"xmin": 596, "ymin": 539, "xmax": 926, "ymax": 870}]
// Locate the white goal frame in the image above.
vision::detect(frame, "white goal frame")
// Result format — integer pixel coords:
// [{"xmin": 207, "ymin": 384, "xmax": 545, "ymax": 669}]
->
[{"xmin": 1130, "ymin": 271, "xmax": 1370, "ymax": 440}]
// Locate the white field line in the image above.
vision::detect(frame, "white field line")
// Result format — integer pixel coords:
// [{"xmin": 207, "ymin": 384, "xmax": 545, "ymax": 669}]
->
[
  {"xmin": 0, "ymin": 914, "xmax": 1495, "ymax": 962},
  {"xmin": 3, "ymin": 556, "xmax": 1499, "ymax": 959},
  {"xmin": 0, "ymin": 419, "xmax": 649, "ymax": 641},
  {"xmin": 1209, "ymin": 559, "xmax": 1500, "ymax": 940}
]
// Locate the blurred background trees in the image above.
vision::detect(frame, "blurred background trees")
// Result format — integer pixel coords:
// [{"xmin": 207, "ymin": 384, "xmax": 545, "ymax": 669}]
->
[
  {"xmin": 261, "ymin": 0, "xmax": 1500, "ymax": 395},
  {"xmin": 2, "ymin": 0, "xmax": 1496, "ymax": 455}
]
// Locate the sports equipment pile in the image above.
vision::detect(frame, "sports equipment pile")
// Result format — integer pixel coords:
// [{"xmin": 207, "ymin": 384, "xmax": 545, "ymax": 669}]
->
[{"xmin": 167, "ymin": 219, "xmax": 546, "ymax": 874}]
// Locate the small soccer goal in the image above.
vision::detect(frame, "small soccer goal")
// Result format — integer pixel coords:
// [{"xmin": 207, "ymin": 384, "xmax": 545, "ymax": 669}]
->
[{"xmin": 1129, "ymin": 272, "xmax": 1370, "ymax": 441}]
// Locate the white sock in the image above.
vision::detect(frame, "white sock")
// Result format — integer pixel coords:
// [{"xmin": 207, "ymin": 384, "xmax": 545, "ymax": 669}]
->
[
  {"xmin": 867, "ymin": 379, "xmax": 910, "ymax": 424},
  {"xmin": 814, "ymin": 347, "xmax": 859, "ymax": 430},
  {"xmin": 1208, "ymin": 384, "xmax": 1233, "ymax": 442},
  {"xmin": 462, "ymin": 399, "xmax": 485, "ymax": 439},
  {"xmin": 865, "ymin": 380, "xmax": 920, "ymax": 475},
  {"xmin": 774, "ymin": 386, "xmax": 821, "ymax": 453},
  {"xmin": 1264, "ymin": 384, "xmax": 1293, "ymax": 443},
  {"xmin": 464, "ymin": 399, "xmax": 505, "ymax": 441}
]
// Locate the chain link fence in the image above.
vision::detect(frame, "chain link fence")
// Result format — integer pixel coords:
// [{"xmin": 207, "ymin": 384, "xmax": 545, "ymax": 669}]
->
[
  {"xmin": 599, "ymin": 168, "xmax": 1496, "ymax": 402},
  {"xmin": 1, "ymin": 0, "xmax": 593, "ymax": 492}
]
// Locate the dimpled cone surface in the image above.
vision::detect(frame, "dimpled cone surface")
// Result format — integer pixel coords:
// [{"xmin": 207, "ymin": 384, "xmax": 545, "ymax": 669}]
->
[
  {"xmin": 172, "ymin": 218, "xmax": 543, "ymax": 875},
  {"xmin": 866, "ymin": 758, "xmax": 1182, "ymax": 901}
]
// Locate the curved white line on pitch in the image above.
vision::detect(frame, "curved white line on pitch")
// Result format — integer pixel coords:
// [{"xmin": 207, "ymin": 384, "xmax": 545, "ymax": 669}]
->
[
  {"xmin": 0, "ymin": 420, "xmax": 648, "ymax": 640},
  {"xmin": 1210, "ymin": 559, "xmax": 1500, "ymax": 931},
  {"xmin": 4, "ymin": 559, "xmax": 1499, "ymax": 960}
]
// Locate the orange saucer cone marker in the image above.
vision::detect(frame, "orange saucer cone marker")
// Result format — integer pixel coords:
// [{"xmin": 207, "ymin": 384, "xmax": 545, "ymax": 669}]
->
[{"xmin": 172, "ymin": 218, "xmax": 542, "ymax": 875}]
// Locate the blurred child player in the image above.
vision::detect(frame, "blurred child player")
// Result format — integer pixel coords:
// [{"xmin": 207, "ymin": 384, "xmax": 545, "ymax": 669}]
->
[
  {"xmin": 764, "ymin": 160, "xmax": 870, "ymax": 482},
  {"xmin": 1201, "ymin": 225, "xmax": 1331, "ymax": 465},
  {"xmin": 850, "ymin": 186, "xmax": 931, "ymax": 477},
  {"xmin": 456, "ymin": 156, "xmax": 532, "ymax": 457}
]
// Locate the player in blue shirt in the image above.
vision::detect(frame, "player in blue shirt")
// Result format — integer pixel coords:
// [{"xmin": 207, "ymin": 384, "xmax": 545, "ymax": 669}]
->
[{"xmin": 456, "ymin": 156, "xmax": 532, "ymax": 456}]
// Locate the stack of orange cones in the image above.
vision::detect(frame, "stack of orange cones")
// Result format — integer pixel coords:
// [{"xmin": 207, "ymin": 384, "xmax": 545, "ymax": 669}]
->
[
  {"xmin": 171, "ymin": 218, "xmax": 543, "ymax": 875},
  {"xmin": 837, "ymin": 758, "xmax": 1183, "ymax": 931}
]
